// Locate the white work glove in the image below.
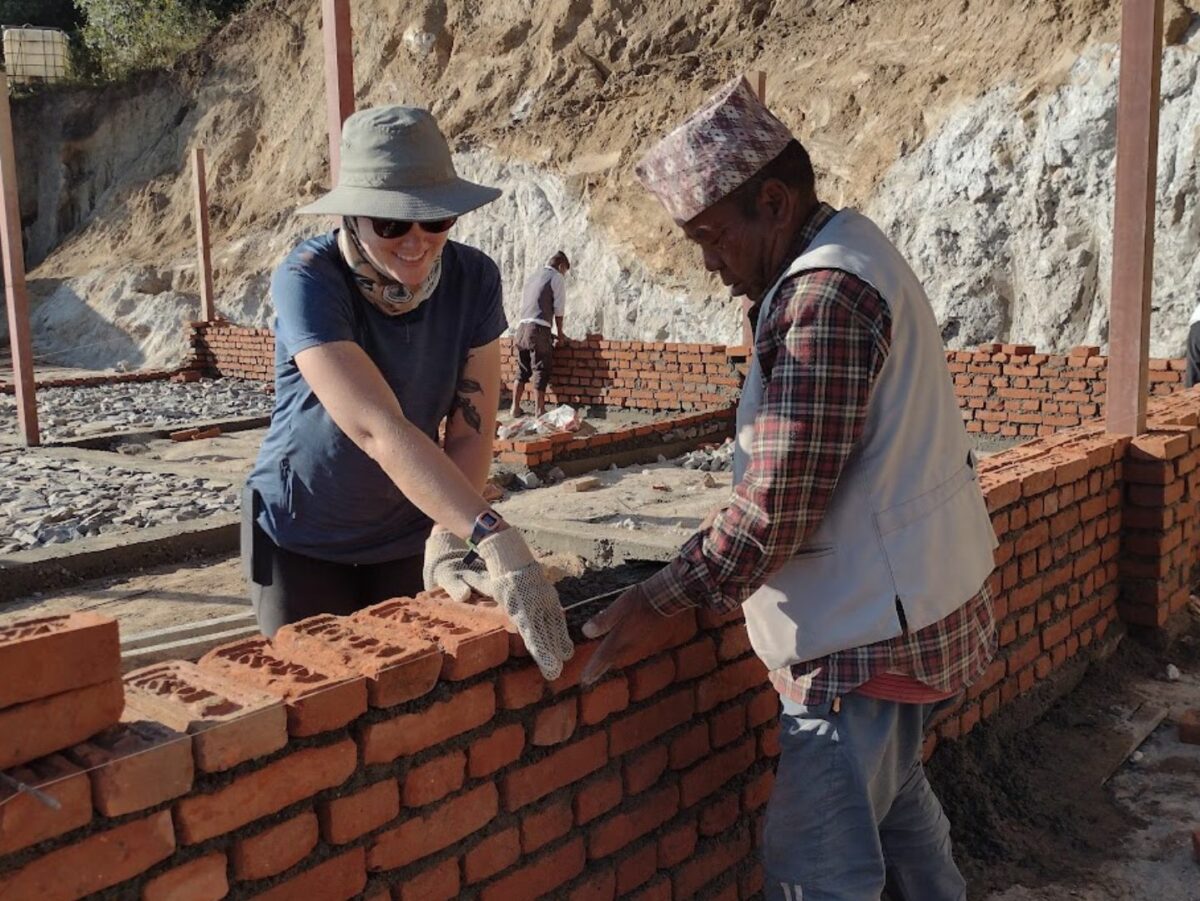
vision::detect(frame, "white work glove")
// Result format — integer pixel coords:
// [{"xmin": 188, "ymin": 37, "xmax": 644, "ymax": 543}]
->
[
  {"xmin": 460, "ymin": 528, "xmax": 574, "ymax": 680},
  {"xmin": 422, "ymin": 530, "xmax": 484, "ymax": 603}
]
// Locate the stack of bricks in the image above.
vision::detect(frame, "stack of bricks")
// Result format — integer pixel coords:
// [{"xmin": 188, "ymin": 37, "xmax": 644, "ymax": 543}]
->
[
  {"xmin": 0, "ymin": 613, "xmax": 124, "ymax": 772},
  {"xmin": 948, "ymin": 343, "xmax": 1188, "ymax": 438},
  {"xmin": 1116, "ymin": 389, "xmax": 1200, "ymax": 628},
  {"xmin": 498, "ymin": 339, "xmax": 750, "ymax": 413},
  {"xmin": 190, "ymin": 322, "xmax": 275, "ymax": 382},
  {"xmin": 0, "ymin": 591, "xmax": 778, "ymax": 900},
  {"xmin": 493, "ymin": 408, "xmax": 735, "ymax": 469}
]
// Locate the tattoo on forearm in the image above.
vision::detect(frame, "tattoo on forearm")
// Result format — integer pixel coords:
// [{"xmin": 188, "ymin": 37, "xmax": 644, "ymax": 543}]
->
[{"xmin": 451, "ymin": 375, "xmax": 483, "ymax": 434}]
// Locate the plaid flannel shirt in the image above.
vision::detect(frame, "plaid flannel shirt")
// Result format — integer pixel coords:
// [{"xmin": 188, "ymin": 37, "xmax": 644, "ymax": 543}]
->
[{"xmin": 644, "ymin": 203, "xmax": 996, "ymax": 705}]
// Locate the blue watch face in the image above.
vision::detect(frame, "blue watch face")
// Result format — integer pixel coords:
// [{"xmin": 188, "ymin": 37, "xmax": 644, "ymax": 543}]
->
[{"xmin": 479, "ymin": 511, "xmax": 501, "ymax": 530}]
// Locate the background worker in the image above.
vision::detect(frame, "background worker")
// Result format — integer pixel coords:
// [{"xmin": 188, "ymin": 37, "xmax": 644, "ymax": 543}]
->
[
  {"xmin": 243, "ymin": 106, "xmax": 572, "ymax": 680},
  {"xmin": 582, "ymin": 77, "xmax": 998, "ymax": 900},
  {"xmin": 511, "ymin": 250, "xmax": 570, "ymax": 416}
]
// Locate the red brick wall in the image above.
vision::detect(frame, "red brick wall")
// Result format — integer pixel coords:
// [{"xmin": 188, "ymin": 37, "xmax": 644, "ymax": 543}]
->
[
  {"xmin": 190, "ymin": 323, "xmax": 749, "ymax": 414},
  {"xmin": 6, "ymin": 393, "xmax": 1200, "ymax": 895},
  {"xmin": 499, "ymin": 339, "xmax": 750, "ymax": 412},
  {"xmin": 950, "ymin": 343, "xmax": 1188, "ymax": 439}
]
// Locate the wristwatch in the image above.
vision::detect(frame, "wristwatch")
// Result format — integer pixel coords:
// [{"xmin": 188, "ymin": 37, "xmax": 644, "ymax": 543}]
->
[{"xmin": 462, "ymin": 509, "xmax": 504, "ymax": 566}]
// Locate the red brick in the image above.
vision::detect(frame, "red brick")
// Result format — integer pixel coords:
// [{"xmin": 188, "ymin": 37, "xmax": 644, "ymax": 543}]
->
[
  {"xmin": 671, "ymin": 826, "xmax": 752, "ymax": 898},
  {"xmin": 0, "ymin": 754, "xmax": 91, "ymax": 855},
  {"xmin": 629, "ymin": 655, "xmax": 676, "ymax": 701},
  {"xmin": 404, "ymin": 752, "xmax": 466, "ymax": 807},
  {"xmin": 533, "ymin": 697, "xmax": 578, "ymax": 746},
  {"xmin": 717, "ymin": 623, "xmax": 752, "ymax": 660},
  {"xmin": 0, "ymin": 676, "xmax": 124, "ymax": 770},
  {"xmin": 361, "ymin": 682, "xmax": 495, "ymax": 764},
  {"xmin": 709, "ymin": 703, "xmax": 747, "ymax": 748},
  {"xmin": 742, "ymin": 768, "xmax": 775, "ymax": 812},
  {"xmin": 369, "ymin": 784, "xmax": 499, "ymax": 870},
  {"xmin": 142, "ymin": 851, "xmax": 228, "ymax": 901},
  {"xmin": 233, "ymin": 810, "xmax": 318, "ymax": 880},
  {"xmin": 700, "ymin": 792, "xmax": 740, "ymax": 836},
  {"xmin": 623, "ymin": 744, "xmax": 669, "ymax": 795},
  {"xmin": 610, "ymin": 688, "xmax": 695, "ymax": 757},
  {"xmin": 176, "ymin": 739, "xmax": 357, "ymax": 844},
  {"xmin": 628, "ymin": 875, "xmax": 672, "ymax": 901},
  {"xmin": 682, "ymin": 735, "xmax": 756, "ymax": 807},
  {"xmin": 566, "ymin": 866, "xmax": 616, "ymax": 901},
  {"xmin": 69, "ymin": 720, "xmax": 194, "ymax": 816},
  {"xmin": 479, "ymin": 836, "xmax": 586, "ymax": 901},
  {"xmin": 503, "ymin": 731, "xmax": 608, "ymax": 811},
  {"xmin": 739, "ymin": 861, "xmax": 765, "ymax": 899},
  {"xmin": 588, "ymin": 783, "xmax": 680, "ymax": 859},
  {"xmin": 396, "ymin": 856, "xmax": 460, "ymax": 901},
  {"xmin": 0, "ymin": 810, "xmax": 175, "ymax": 899},
  {"xmin": 352, "ymin": 591, "xmax": 510, "ymax": 680},
  {"xmin": 319, "ymin": 779, "xmax": 401, "ymax": 847},
  {"xmin": 696, "ymin": 656, "xmax": 768, "ymax": 712},
  {"xmin": 670, "ymin": 721, "xmax": 711, "ymax": 770},
  {"xmin": 616, "ymin": 842, "xmax": 658, "ymax": 894},
  {"xmin": 0, "ymin": 612, "xmax": 119, "ymax": 708},
  {"xmin": 672, "ymin": 638, "xmax": 715, "ymax": 681},
  {"xmin": 123, "ymin": 661, "xmax": 286, "ymax": 773},
  {"xmin": 465, "ymin": 826, "xmax": 521, "ymax": 883},
  {"xmin": 274, "ymin": 614, "xmax": 442, "ymax": 707},
  {"xmin": 1179, "ymin": 709, "xmax": 1200, "ymax": 745},
  {"xmin": 747, "ymin": 686, "xmax": 780, "ymax": 728},
  {"xmin": 521, "ymin": 798, "xmax": 574, "ymax": 852},
  {"xmin": 249, "ymin": 847, "xmax": 366, "ymax": 901},
  {"xmin": 500, "ymin": 664, "xmax": 548, "ymax": 709},
  {"xmin": 468, "ymin": 723, "xmax": 525, "ymax": 778},
  {"xmin": 575, "ymin": 771, "xmax": 624, "ymax": 824},
  {"xmin": 657, "ymin": 818, "xmax": 699, "ymax": 868},
  {"xmin": 200, "ymin": 637, "xmax": 367, "ymax": 737},
  {"xmin": 581, "ymin": 677, "xmax": 630, "ymax": 725}
]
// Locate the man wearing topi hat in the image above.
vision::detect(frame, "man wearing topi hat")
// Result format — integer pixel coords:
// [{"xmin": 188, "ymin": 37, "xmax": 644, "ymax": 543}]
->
[
  {"xmin": 582, "ymin": 77, "xmax": 998, "ymax": 899},
  {"xmin": 243, "ymin": 105, "xmax": 573, "ymax": 681}
]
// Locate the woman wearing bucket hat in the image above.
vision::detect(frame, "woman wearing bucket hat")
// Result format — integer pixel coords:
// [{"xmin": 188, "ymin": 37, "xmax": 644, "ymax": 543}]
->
[{"xmin": 242, "ymin": 106, "xmax": 573, "ymax": 680}]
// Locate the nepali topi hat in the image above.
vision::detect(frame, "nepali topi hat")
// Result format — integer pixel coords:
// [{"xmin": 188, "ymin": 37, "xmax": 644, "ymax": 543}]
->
[{"xmin": 634, "ymin": 76, "xmax": 793, "ymax": 223}]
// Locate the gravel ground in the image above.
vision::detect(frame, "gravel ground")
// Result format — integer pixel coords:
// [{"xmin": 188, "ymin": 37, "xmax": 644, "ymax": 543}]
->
[
  {"xmin": 0, "ymin": 449, "xmax": 238, "ymax": 553},
  {"xmin": 0, "ymin": 377, "xmax": 274, "ymax": 441}
]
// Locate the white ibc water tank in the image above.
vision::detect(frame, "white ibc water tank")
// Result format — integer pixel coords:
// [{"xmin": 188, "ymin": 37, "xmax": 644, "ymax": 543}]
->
[{"xmin": 2, "ymin": 26, "xmax": 70, "ymax": 85}]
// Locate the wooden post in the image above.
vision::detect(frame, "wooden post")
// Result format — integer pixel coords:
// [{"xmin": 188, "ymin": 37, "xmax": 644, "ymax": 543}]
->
[
  {"xmin": 322, "ymin": 0, "xmax": 355, "ymax": 185},
  {"xmin": 0, "ymin": 72, "xmax": 39, "ymax": 446},
  {"xmin": 742, "ymin": 69, "xmax": 768, "ymax": 352},
  {"xmin": 192, "ymin": 148, "xmax": 216, "ymax": 322},
  {"xmin": 1106, "ymin": 0, "xmax": 1164, "ymax": 436}
]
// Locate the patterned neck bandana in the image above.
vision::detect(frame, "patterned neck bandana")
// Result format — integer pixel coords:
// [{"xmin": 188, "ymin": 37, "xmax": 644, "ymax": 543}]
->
[{"xmin": 336, "ymin": 216, "xmax": 443, "ymax": 316}]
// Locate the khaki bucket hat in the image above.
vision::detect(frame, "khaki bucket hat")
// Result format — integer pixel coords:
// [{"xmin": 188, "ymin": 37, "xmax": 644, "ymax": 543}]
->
[{"xmin": 298, "ymin": 106, "xmax": 501, "ymax": 220}]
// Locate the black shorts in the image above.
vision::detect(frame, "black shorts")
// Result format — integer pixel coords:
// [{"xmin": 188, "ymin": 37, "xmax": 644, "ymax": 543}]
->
[{"xmin": 515, "ymin": 322, "xmax": 554, "ymax": 390}]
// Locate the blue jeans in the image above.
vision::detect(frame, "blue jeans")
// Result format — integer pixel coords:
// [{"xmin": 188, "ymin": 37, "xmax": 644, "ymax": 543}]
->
[{"xmin": 762, "ymin": 692, "xmax": 967, "ymax": 901}]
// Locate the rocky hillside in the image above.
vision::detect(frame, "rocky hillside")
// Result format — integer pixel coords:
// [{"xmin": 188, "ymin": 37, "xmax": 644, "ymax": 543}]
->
[{"xmin": 7, "ymin": 0, "xmax": 1199, "ymax": 369}]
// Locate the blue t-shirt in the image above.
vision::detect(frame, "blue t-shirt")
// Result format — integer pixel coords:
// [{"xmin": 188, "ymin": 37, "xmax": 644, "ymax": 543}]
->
[{"xmin": 247, "ymin": 233, "xmax": 507, "ymax": 564}]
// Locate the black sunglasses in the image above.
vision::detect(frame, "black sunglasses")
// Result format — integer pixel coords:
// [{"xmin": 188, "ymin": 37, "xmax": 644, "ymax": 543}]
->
[{"xmin": 368, "ymin": 216, "xmax": 457, "ymax": 239}]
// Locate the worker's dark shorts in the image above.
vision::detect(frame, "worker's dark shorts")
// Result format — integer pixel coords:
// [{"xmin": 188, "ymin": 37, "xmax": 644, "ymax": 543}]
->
[
  {"xmin": 241, "ymin": 486, "xmax": 424, "ymax": 638},
  {"xmin": 515, "ymin": 322, "xmax": 554, "ymax": 390}
]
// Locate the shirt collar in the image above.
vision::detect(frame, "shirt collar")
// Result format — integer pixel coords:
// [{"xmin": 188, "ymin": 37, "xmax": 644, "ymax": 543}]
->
[{"xmin": 746, "ymin": 201, "xmax": 839, "ymax": 333}]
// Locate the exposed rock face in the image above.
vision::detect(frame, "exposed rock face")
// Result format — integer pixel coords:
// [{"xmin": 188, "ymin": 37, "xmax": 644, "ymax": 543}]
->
[{"xmin": 869, "ymin": 32, "xmax": 1200, "ymax": 357}]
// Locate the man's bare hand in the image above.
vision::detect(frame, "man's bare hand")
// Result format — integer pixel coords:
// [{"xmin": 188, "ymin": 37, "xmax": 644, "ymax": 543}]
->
[{"xmin": 580, "ymin": 583, "xmax": 668, "ymax": 686}]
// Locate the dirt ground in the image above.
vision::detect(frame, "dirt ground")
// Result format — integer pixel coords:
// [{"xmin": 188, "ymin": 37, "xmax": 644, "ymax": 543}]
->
[{"xmin": 936, "ymin": 621, "xmax": 1200, "ymax": 900}]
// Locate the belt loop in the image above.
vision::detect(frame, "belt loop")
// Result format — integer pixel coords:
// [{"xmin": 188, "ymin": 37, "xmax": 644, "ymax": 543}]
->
[{"xmin": 832, "ymin": 696, "xmax": 842, "ymax": 714}]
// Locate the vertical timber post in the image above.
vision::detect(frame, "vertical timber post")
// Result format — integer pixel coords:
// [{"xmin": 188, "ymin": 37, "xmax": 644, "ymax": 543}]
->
[
  {"xmin": 322, "ymin": 0, "xmax": 355, "ymax": 185},
  {"xmin": 1106, "ymin": 0, "xmax": 1164, "ymax": 436},
  {"xmin": 192, "ymin": 148, "xmax": 216, "ymax": 322},
  {"xmin": 0, "ymin": 72, "xmax": 38, "ymax": 446}
]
